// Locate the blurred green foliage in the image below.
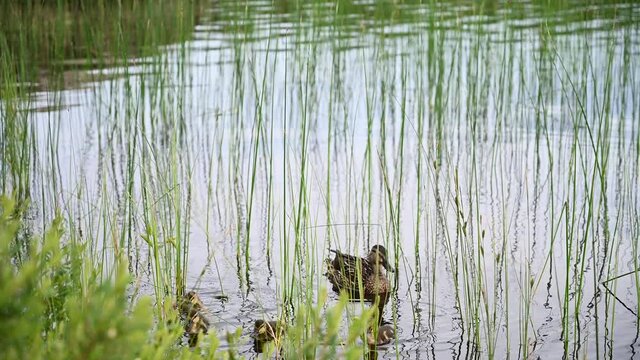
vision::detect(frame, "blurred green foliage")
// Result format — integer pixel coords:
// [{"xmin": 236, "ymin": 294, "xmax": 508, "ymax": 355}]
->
[{"xmin": 0, "ymin": 196, "xmax": 225, "ymax": 359}]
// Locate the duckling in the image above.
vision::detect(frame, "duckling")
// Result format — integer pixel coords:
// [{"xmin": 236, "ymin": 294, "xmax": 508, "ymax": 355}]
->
[
  {"xmin": 252, "ymin": 319, "xmax": 287, "ymax": 342},
  {"xmin": 325, "ymin": 245, "xmax": 392, "ymax": 303},
  {"xmin": 252, "ymin": 319, "xmax": 287, "ymax": 354},
  {"xmin": 366, "ymin": 323, "xmax": 395, "ymax": 348},
  {"xmin": 175, "ymin": 291, "xmax": 205, "ymax": 319},
  {"xmin": 174, "ymin": 291, "xmax": 209, "ymax": 347}
]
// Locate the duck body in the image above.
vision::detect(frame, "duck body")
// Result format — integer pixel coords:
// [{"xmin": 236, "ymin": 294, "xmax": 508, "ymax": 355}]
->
[
  {"xmin": 325, "ymin": 245, "xmax": 391, "ymax": 303},
  {"xmin": 177, "ymin": 291, "xmax": 206, "ymax": 319},
  {"xmin": 186, "ymin": 311, "xmax": 210, "ymax": 335}
]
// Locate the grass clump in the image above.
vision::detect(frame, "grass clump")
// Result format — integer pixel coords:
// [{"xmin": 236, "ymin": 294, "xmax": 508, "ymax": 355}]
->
[
  {"xmin": 0, "ymin": 195, "xmax": 227, "ymax": 359},
  {"xmin": 0, "ymin": 195, "xmax": 149, "ymax": 359}
]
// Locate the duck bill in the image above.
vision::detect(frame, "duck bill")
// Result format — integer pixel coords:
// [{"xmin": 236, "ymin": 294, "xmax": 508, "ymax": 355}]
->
[{"xmin": 383, "ymin": 258, "xmax": 394, "ymax": 273}]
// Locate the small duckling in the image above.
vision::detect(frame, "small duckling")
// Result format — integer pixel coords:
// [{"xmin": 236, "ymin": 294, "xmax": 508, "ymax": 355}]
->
[
  {"xmin": 174, "ymin": 291, "xmax": 209, "ymax": 347},
  {"xmin": 252, "ymin": 319, "xmax": 287, "ymax": 354},
  {"xmin": 186, "ymin": 311, "xmax": 210, "ymax": 334},
  {"xmin": 252, "ymin": 319, "xmax": 286, "ymax": 342},
  {"xmin": 175, "ymin": 291, "xmax": 205, "ymax": 318},
  {"xmin": 366, "ymin": 323, "xmax": 395, "ymax": 348}
]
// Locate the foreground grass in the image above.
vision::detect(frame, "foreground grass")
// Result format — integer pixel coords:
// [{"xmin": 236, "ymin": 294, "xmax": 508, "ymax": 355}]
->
[{"xmin": 0, "ymin": 196, "xmax": 215, "ymax": 359}]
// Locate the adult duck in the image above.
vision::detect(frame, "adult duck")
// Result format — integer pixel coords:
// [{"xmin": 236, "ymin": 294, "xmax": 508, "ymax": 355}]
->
[{"xmin": 325, "ymin": 245, "xmax": 392, "ymax": 304}]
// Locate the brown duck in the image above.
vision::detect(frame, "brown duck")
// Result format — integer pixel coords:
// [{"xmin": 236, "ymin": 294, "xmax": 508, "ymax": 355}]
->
[
  {"xmin": 325, "ymin": 245, "xmax": 392, "ymax": 305},
  {"xmin": 252, "ymin": 319, "xmax": 287, "ymax": 342}
]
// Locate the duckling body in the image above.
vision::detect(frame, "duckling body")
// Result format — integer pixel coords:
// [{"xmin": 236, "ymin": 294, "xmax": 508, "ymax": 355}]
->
[
  {"xmin": 186, "ymin": 311, "xmax": 210, "ymax": 335},
  {"xmin": 175, "ymin": 291, "xmax": 209, "ymax": 346},
  {"xmin": 252, "ymin": 319, "xmax": 286, "ymax": 342},
  {"xmin": 252, "ymin": 319, "xmax": 287, "ymax": 354},
  {"xmin": 325, "ymin": 245, "xmax": 391, "ymax": 303},
  {"xmin": 185, "ymin": 311, "xmax": 210, "ymax": 347},
  {"xmin": 177, "ymin": 291, "xmax": 206, "ymax": 318},
  {"xmin": 366, "ymin": 323, "xmax": 395, "ymax": 347}
]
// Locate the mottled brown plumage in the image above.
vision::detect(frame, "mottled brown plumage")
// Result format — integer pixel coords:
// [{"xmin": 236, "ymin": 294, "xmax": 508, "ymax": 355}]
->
[
  {"xmin": 252, "ymin": 319, "xmax": 286, "ymax": 342},
  {"xmin": 325, "ymin": 245, "xmax": 392, "ymax": 303},
  {"xmin": 174, "ymin": 291, "xmax": 209, "ymax": 347},
  {"xmin": 176, "ymin": 291, "xmax": 206, "ymax": 319},
  {"xmin": 252, "ymin": 319, "xmax": 287, "ymax": 354}
]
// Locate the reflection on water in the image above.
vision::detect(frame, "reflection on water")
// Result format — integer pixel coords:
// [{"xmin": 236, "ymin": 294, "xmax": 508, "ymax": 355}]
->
[
  {"xmin": 0, "ymin": 0, "xmax": 201, "ymax": 91},
  {"xmin": 8, "ymin": 0, "xmax": 640, "ymax": 358}
]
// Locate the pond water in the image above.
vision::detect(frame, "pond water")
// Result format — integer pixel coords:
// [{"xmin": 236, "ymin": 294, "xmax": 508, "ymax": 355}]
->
[{"xmin": 17, "ymin": 0, "xmax": 640, "ymax": 358}]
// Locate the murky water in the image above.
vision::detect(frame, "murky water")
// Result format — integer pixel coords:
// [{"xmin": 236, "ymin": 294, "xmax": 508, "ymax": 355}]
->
[{"xmin": 16, "ymin": 0, "xmax": 640, "ymax": 358}]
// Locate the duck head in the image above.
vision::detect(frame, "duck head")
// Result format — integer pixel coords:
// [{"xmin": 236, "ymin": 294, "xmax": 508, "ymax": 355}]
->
[{"xmin": 368, "ymin": 245, "xmax": 393, "ymax": 272}]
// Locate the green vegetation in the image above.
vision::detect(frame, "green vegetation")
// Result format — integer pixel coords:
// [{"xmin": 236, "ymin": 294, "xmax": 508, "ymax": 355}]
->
[
  {"xmin": 0, "ymin": 196, "xmax": 384, "ymax": 359},
  {"xmin": 0, "ymin": 0, "xmax": 200, "ymax": 89}
]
